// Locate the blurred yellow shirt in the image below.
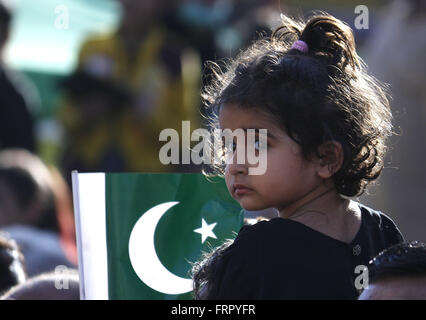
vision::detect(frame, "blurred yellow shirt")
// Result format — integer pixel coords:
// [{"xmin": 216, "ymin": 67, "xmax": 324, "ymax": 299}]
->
[{"xmin": 59, "ymin": 27, "xmax": 201, "ymax": 172}]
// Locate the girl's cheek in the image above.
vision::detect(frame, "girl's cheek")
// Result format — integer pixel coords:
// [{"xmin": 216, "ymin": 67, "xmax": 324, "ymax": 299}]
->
[{"xmin": 224, "ymin": 167, "xmax": 233, "ymax": 193}]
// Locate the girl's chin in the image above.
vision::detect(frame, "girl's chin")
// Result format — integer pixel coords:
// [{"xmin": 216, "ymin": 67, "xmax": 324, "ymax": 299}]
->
[{"xmin": 239, "ymin": 202, "xmax": 269, "ymax": 212}]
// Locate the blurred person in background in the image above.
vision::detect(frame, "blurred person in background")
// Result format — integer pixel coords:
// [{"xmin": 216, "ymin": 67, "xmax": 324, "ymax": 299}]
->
[
  {"xmin": 0, "ymin": 267, "xmax": 79, "ymax": 300},
  {"xmin": 0, "ymin": 0, "xmax": 37, "ymax": 153},
  {"xmin": 215, "ymin": 0, "xmax": 278, "ymax": 55},
  {"xmin": 58, "ymin": 0, "xmax": 202, "ymax": 177},
  {"xmin": 168, "ymin": 0, "xmax": 278, "ymax": 129},
  {"xmin": 360, "ymin": 0, "xmax": 426, "ymax": 242},
  {"xmin": 359, "ymin": 241, "xmax": 426, "ymax": 300},
  {"xmin": 0, "ymin": 149, "xmax": 76, "ymax": 276},
  {"xmin": 58, "ymin": 70, "xmax": 132, "ymax": 174},
  {"xmin": 171, "ymin": 0, "xmax": 277, "ymax": 61},
  {"xmin": 48, "ymin": 166, "xmax": 78, "ymax": 267},
  {"xmin": 0, "ymin": 233, "xmax": 26, "ymax": 295}
]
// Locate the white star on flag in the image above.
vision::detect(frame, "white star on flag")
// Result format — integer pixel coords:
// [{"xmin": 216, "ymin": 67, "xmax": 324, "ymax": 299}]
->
[{"xmin": 194, "ymin": 218, "xmax": 217, "ymax": 244}]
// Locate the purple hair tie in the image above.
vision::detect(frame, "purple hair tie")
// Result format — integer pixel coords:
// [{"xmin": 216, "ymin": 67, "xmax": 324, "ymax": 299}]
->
[{"xmin": 291, "ymin": 40, "xmax": 309, "ymax": 53}]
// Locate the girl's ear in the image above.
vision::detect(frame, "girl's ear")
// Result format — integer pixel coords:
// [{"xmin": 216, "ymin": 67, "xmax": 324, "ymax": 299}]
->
[{"xmin": 315, "ymin": 141, "xmax": 344, "ymax": 179}]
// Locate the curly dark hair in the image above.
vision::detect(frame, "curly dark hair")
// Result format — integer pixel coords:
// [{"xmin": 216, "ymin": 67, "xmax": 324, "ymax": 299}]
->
[
  {"xmin": 368, "ymin": 241, "xmax": 426, "ymax": 283},
  {"xmin": 190, "ymin": 239, "xmax": 234, "ymax": 299},
  {"xmin": 202, "ymin": 12, "xmax": 393, "ymax": 197}
]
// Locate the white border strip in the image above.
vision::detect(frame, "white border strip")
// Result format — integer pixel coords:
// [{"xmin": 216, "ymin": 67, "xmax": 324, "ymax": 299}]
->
[
  {"xmin": 71, "ymin": 171, "xmax": 85, "ymax": 300},
  {"xmin": 72, "ymin": 171, "xmax": 108, "ymax": 300}
]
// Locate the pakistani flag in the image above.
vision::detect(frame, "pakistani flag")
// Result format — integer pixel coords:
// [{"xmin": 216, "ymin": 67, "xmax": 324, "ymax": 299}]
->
[{"xmin": 72, "ymin": 172, "xmax": 243, "ymax": 300}]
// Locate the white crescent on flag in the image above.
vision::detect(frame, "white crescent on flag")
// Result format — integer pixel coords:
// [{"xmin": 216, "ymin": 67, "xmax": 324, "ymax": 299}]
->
[{"xmin": 128, "ymin": 201, "xmax": 194, "ymax": 295}]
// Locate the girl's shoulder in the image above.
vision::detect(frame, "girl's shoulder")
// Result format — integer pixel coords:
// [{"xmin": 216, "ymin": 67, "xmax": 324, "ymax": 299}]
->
[
  {"xmin": 357, "ymin": 202, "xmax": 399, "ymax": 229},
  {"xmin": 234, "ymin": 216, "xmax": 346, "ymax": 251},
  {"xmin": 193, "ymin": 217, "xmax": 356, "ymax": 299},
  {"xmin": 205, "ymin": 218, "xmax": 319, "ymax": 271},
  {"xmin": 356, "ymin": 202, "xmax": 404, "ymax": 246},
  {"xmin": 236, "ymin": 218, "xmax": 301, "ymax": 242}
]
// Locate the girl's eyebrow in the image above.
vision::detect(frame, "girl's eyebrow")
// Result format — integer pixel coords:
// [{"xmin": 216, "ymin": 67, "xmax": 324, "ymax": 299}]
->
[{"xmin": 241, "ymin": 127, "xmax": 276, "ymax": 139}]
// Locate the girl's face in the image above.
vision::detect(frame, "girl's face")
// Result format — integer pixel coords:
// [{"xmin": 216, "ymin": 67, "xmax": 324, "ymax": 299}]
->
[{"xmin": 219, "ymin": 104, "xmax": 322, "ymax": 213}]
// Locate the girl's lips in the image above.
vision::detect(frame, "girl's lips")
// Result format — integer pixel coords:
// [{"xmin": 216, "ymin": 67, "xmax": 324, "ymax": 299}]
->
[{"xmin": 233, "ymin": 184, "xmax": 253, "ymax": 196}]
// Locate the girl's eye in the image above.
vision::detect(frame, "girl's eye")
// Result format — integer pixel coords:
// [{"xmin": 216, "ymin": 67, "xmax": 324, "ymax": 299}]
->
[
  {"xmin": 226, "ymin": 140, "xmax": 267, "ymax": 152},
  {"xmin": 254, "ymin": 139, "xmax": 267, "ymax": 151}
]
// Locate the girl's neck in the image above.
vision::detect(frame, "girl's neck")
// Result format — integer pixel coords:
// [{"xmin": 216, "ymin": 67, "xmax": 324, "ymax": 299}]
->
[
  {"xmin": 278, "ymin": 181, "xmax": 342, "ymax": 219},
  {"xmin": 277, "ymin": 183, "xmax": 361, "ymax": 244}
]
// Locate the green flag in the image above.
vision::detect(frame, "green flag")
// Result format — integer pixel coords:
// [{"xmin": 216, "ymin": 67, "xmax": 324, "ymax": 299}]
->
[{"xmin": 72, "ymin": 172, "xmax": 243, "ymax": 300}]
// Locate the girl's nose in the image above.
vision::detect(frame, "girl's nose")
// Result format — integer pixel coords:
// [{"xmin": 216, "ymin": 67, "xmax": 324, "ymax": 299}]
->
[{"xmin": 227, "ymin": 162, "xmax": 248, "ymax": 176}]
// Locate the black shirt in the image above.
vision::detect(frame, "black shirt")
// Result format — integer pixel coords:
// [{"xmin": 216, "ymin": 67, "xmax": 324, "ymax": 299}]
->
[{"xmin": 199, "ymin": 202, "xmax": 403, "ymax": 299}]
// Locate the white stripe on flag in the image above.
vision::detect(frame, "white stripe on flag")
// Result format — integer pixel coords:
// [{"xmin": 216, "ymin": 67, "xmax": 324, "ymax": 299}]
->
[{"xmin": 72, "ymin": 172, "xmax": 109, "ymax": 300}]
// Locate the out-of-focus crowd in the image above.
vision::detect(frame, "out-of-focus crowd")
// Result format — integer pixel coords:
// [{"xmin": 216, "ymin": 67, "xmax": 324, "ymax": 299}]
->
[{"xmin": 0, "ymin": 0, "xmax": 279, "ymax": 300}]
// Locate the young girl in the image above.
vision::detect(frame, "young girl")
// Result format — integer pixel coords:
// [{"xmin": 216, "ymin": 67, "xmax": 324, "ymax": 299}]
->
[{"xmin": 191, "ymin": 13, "xmax": 404, "ymax": 299}]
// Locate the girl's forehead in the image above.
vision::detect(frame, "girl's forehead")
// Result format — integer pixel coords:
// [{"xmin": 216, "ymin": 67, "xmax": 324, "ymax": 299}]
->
[{"xmin": 219, "ymin": 104, "xmax": 284, "ymax": 132}]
